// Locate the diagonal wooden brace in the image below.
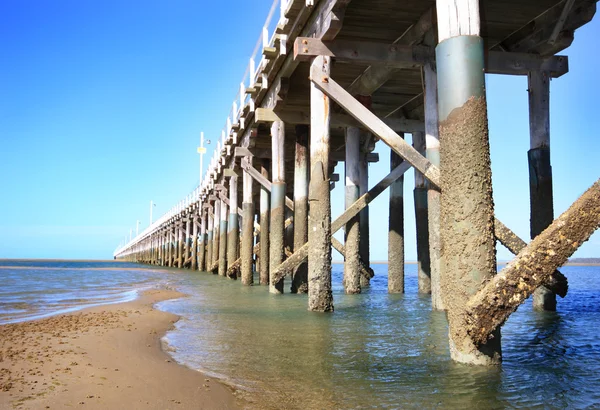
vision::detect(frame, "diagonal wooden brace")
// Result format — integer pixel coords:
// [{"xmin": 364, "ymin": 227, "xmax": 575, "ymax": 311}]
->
[
  {"xmin": 271, "ymin": 161, "xmax": 411, "ymax": 282},
  {"xmin": 466, "ymin": 179, "xmax": 600, "ymax": 345},
  {"xmin": 309, "ymin": 64, "xmax": 568, "ymax": 291},
  {"xmin": 241, "ymin": 157, "xmax": 295, "ymax": 211}
]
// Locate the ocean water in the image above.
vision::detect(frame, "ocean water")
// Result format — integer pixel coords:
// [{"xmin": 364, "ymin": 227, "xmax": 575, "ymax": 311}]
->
[{"xmin": 1, "ymin": 260, "xmax": 600, "ymax": 409}]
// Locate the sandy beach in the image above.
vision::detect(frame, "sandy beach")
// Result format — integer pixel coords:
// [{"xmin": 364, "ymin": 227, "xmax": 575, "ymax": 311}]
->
[{"xmin": 0, "ymin": 289, "xmax": 238, "ymax": 410}]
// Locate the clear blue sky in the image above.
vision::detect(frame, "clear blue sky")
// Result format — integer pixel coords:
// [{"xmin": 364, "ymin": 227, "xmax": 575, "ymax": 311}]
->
[{"xmin": 1, "ymin": 1, "xmax": 598, "ymax": 261}]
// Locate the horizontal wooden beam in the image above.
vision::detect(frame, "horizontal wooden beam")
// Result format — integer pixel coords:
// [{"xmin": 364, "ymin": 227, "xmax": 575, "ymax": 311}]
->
[
  {"xmin": 296, "ymin": 38, "xmax": 569, "ymax": 78},
  {"xmin": 255, "ymin": 107, "xmax": 424, "ymax": 132},
  {"xmin": 295, "ymin": 37, "xmax": 432, "ymax": 68}
]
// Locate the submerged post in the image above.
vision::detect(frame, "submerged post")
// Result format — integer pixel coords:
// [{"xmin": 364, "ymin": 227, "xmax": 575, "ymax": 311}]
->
[
  {"xmin": 241, "ymin": 164, "xmax": 255, "ymax": 285},
  {"xmin": 218, "ymin": 197, "xmax": 228, "ymax": 277},
  {"xmin": 308, "ymin": 55, "xmax": 334, "ymax": 312},
  {"xmin": 413, "ymin": 131, "xmax": 431, "ymax": 293},
  {"xmin": 259, "ymin": 160, "xmax": 271, "ymax": 285},
  {"xmin": 388, "ymin": 144, "xmax": 405, "ymax": 293},
  {"xmin": 344, "ymin": 126, "xmax": 361, "ymax": 294},
  {"xmin": 292, "ymin": 125, "xmax": 309, "ymax": 293},
  {"xmin": 359, "ymin": 139, "xmax": 371, "ymax": 287},
  {"xmin": 425, "ymin": 61, "xmax": 443, "ymax": 309},
  {"xmin": 436, "ymin": 0, "xmax": 501, "ymax": 364},
  {"xmin": 528, "ymin": 70, "xmax": 556, "ymax": 311},
  {"xmin": 227, "ymin": 174, "xmax": 240, "ymax": 279},
  {"xmin": 270, "ymin": 120, "xmax": 286, "ymax": 294}
]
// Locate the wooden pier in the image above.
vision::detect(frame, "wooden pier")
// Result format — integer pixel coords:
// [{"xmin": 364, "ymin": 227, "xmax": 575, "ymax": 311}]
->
[{"xmin": 114, "ymin": 0, "xmax": 600, "ymax": 364}]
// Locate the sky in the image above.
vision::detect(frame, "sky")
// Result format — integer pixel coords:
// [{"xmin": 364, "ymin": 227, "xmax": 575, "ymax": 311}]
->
[{"xmin": 0, "ymin": 1, "xmax": 598, "ymax": 261}]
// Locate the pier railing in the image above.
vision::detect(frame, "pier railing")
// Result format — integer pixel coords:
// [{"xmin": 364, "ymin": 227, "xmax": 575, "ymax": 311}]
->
[{"xmin": 115, "ymin": 0, "xmax": 288, "ymax": 256}]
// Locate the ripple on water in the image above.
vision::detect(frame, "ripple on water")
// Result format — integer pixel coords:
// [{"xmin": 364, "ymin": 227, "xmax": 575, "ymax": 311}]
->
[{"xmin": 157, "ymin": 264, "xmax": 600, "ymax": 409}]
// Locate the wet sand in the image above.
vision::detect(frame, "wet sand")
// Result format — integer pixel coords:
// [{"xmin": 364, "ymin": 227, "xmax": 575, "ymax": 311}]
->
[{"xmin": 0, "ymin": 289, "xmax": 238, "ymax": 409}]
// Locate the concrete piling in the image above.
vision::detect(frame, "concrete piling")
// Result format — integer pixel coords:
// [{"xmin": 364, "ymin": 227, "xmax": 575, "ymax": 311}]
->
[
  {"xmin": 227, "ymin": 175, "xmax": 239, "ymax": 279},
  {"xmin": 218, "ymin": 198, "xmax": 228, "ymax": 277},
  {"xmin": 308, "ymin": 55, "xmax": 333, "ymax": 312},
  {"xmin": 270, "ymin": 120, "xmax": 286, "ymax": 294},
  {"xmin": 259, "ymin": 160, "xmax": 270, "ymax": 286},
  {"xmin": 344, "ymin": 126, "xmax": 361, "ymax": 294},
  {"xmin": 388, "ymin": 146, "xmax": 405, "ymax": 294},
  {"xmin": 292, "ymin": 124, "xmax": 309, "ymax": 293},
  {"xmin": 436, "ymin": 0, "xmax": 501, "ymax": 364},
  {"xmin": 241, "ymin": 166, "xmax": 255, "ymax": 285}
]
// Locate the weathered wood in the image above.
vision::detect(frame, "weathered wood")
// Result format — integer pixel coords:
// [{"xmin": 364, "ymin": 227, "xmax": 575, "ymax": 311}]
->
[
  {"xmin": 272, "ymin": 160, "xmax": 411, "ymax": 283},
  {"xmin": 358, "ymin": 145, "xmax": 370, "ymax": 287},
  {"xmin": 308, "ymin": 55, "xmax": 334, "ymax": 312},
  {"xmin": 309, "ymin": 67, "xmax": 440, "ymax": 188},
  {"xmin": 424, "ymin": 62, "xmax": 443, "ymax": 309},
  {"xmin": 191, "ymin": 215, "xmax": 198, "ymax": 270},
  {"xmin": 528, "ymin": 69, "xmax": 556, "ymax": 310},
  {"xmin": 466, "ymin": 180, "xmax": 600, "ymax": 346},
  {"xmin": 255, "ymin": 107, "xmax": 424, "ymax": 132},
  {"xmin": 344, "ymin": 126, "xmax": 361, "ymax": 294},
  {"xmin": 218, "ymin": 197, "xmax": 228, "ymax": 277}
]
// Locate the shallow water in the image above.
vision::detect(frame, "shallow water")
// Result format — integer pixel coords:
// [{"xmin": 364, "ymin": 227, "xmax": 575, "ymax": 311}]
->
[
  {"xmin": 159, "ymin": 264, "xmax": 600, "ymax": 409},
  {"xmin": 0, "ymin": 260, "xmax": 167, "ymax": 323},
  {"xmin": 2, "ymin": 260, "xmax": 599, "ymax": 409}
]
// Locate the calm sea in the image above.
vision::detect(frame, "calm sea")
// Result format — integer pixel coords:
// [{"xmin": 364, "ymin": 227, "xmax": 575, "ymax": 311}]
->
[{"xmin": 1, "ymin": 260, "xmax": 599, "ymax": 409}]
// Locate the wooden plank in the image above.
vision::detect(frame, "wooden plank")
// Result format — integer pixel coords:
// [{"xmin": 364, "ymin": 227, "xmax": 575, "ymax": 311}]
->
[{"xmin": 240, "ymin": 158, "xmax": 295, "ymax": 211}]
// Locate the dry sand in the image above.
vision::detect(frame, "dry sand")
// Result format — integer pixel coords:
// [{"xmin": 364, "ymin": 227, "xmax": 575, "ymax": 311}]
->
[{"xmin": 0, "ymin": 289, "xmax": 239, "ymax": 410}]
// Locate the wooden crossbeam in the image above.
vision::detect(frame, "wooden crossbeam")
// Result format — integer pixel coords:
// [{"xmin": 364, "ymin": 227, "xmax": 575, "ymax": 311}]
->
[
  {"xmin": 255, "ymin": 107, "xmax": 424, "ymax": 132},
  {"xmin": 296, "ymin": 38, "xmax": 569, "ymax": 78},
  {"xmin": 236, "ymin": 145, "xmax": 380, "ymax": 163}
]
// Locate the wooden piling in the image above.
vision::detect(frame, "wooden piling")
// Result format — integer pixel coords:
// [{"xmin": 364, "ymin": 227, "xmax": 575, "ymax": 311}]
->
[
  {"xmin": 436, "ymin": 0, "xmax": 501, "ymax": 364},
  {"xmin": 388, "ymin": 146, "xmax": 405, "ymax": 293},
  {"xmin": 424, "ymin": 61, "xmax": 444, "ymax": 310},
  {"xmin": 212, "ymin": 200, "xmax": 220, "ymax": 273},
  {"xmin": 359, "ymin": 144, "xmax": 371, "ymax": 287},
  {"xmin": 167, "ymin": 228, "xmax": 173, "ymax": 267},
  {"xmin": 292, "ymin": 125, "xmax": 309, "ymax": 293},
  {"xmin": 308, "ymin": 55, "xmax": 334, "ymax": 312},
  {"xmin": 184, "ymin": 218, "xmax": 191, "ymax": 267},
  {"xmin": 259, "ymin": 160, "xmax": 270, "ymax": 285},
  {"xmin": 270, "ymin": 120, "xmax": 286, "ymax": 294},
  {"xmin": 413, "ymin": 131, "xmax": 431, "ymax": 293},
  {"xmin": 218, "ymin": 198, "xmax": 228, "ymax": 276},
  {"xmin": 191, "ymin": 215, "xmax": 198, "ymax": 270},
  {"xmin": 206, "ymin": 206, "xmax": 214, "ymax": 271},
  {"xmin": 227, "ymin": 175, "xmax": 239, "ymax": 279},
  {"xmin": 199, "ymin": 211, "xmax": 207, "ymax": 271},
  {"xmin": 177, "ymin": 222, "xmax": 184, "ymax": 268},
  {"xmin": 344, "ymin": 126, "xmax": 361, "ymax": 294},
  {"xmin": 241, "ymin": 166, "xmax": 255, "ymax": 285},
  {"xmin": 528, "ymin": 70, "xmax": 556, "ymax": 311}
]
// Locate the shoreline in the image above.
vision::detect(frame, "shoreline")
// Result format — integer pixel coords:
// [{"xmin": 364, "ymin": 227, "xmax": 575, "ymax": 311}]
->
[{"xmin": 0, "ymin": 288, "xmax": 239, "ymax": 409}]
